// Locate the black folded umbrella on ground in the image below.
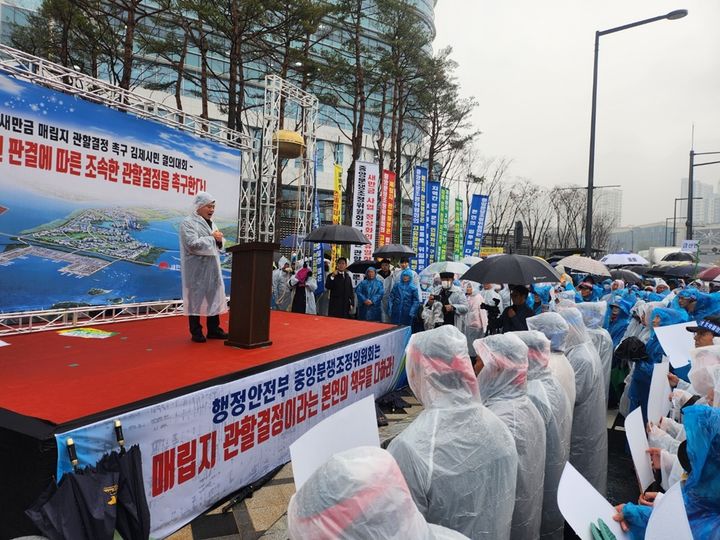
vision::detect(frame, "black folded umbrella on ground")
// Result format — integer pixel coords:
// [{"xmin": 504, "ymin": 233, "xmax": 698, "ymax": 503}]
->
[
  {"xmin": 26, "ymin": 438, "xmax": 119, "ymax": 540},
  {"xmin": 461, "ymin": 254, "xmax": 561, "ymax": 284}
]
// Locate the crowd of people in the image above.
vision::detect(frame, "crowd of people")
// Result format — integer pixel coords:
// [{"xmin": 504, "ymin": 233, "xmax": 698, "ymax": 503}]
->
[{"xmin": 275, "ymin": 255, "xmax": 720, "ymax": 540}]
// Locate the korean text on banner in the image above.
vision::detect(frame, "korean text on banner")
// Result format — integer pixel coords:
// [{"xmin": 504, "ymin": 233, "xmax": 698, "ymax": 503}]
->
[
  {"xmin": 378, "ymin": 169, "xmax": 395, "ymax": 247},
  {"xmin": 438, "ymin": 187, "xmax": 449, "ymax": 261},
  {"xmin": 331, "ymin": 164, "xmax": 343, "ymax": 264},
  {"xmin": 312, "ymin": 163, "xmax": 325, "ymax": 295},
  {"xmin": 453, "ymin": 198, "xmax": 464, "ymax": 261},
  {"xmin": 350, "ymin": 161, "xmax": 379, "ymax": 261},
  {"xmin": 411, "ymin": 166, "xmax": 428, "ymax": 271},
  {"xmin": 463, "ymin": 194, "xmax": 482, "ymax": 257},
  {"xmin": 54, "ymin": 326, "xmax": 412, "ymax": 539},
  {"xmin": 426, "ymin": 180, "xmax": 440, "ymax": 266},
  {"xmin": 475, "ymin": 194, "xmax": 489, "ymax": 254}
]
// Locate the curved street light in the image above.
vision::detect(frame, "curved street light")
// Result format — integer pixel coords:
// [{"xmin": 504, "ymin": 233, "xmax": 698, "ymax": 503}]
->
[{"xmin": 584, "ymin": 9, "xmax": 688, "ymax": 256}]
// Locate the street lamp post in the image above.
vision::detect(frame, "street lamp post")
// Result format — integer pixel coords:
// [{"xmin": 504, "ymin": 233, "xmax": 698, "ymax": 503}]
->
[
  {"xmin": 674, "ymin": 196, "xmax": 701, "ymax": 246},
  {"xmin": 687, "ymin": 150, "xmax": 720, "ymax": 239},
  {"xmin": 585, "ymin": 9, "xmax": 687, "ymax": 257}
]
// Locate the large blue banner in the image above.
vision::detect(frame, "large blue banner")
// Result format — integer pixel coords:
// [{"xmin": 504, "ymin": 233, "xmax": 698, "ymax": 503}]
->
[
  {"xmin": 426, "ymin": 180, "xmax": 440, "ymax": 266},
  {"xmin": 463, "ymin": 194, "xmax": 490, "ymax": 256},
  {"xmin": 411, "ymin": 166, "xmax": 428, "ymax": 271},
  {"xmin": 0, "ymin": 72, "xmax": 242, "ymax": 313},
  {"xmin": 312, "ymin": 154, "xmax": 325, "ymax": 295}
]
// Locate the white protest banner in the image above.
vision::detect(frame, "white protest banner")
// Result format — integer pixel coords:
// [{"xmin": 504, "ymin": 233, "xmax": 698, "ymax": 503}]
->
[
  {"xmin": 557, "ymin": 462, "xmax": 628, "ymax": 540},
  {"xmin": 645, "ymin": 482, "xmax": 693, "ymax": 540},
  {"xmin": 647, "ymin": 360, "xmax": 672, "ymax": 425},
  {"xmin": 350, "ymin": 161, "xmax": 379, "ymax": 262},
  {"xmin": 654, "ymin": 322, "xmax": 697, "ymax": 369},
  {"xmin": 681, "ymin": 240, "xmax": 698, "ymax": 254},
  {"xmin": 55, "ymin": 326, "xmax": 411, "ymax": 538},
  {"xmin": 625, "ymin": 407, "xmax": 655, "ymax": 491},
  {"xmin": 290, "ymin": 394, "xmax": 379, "ymax": 490}
]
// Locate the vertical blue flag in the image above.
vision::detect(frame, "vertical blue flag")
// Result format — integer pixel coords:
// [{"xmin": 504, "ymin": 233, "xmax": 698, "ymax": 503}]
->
[
  {"xmin": 474, "ymin": 194, "xmax": 490, "ymax": 254},
  {"xmin": 312, "ymin": 153, "xmax": 325, "ymax": 295},
  {"xmin": 463, "ymin": 194, "xmax": 490, "ymax": 257}
]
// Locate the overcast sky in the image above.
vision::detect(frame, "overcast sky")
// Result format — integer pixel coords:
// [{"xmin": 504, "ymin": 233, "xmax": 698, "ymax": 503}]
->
[{"xmin": 433, "ymin": 1, "xmax": 720, "ymax": 226}]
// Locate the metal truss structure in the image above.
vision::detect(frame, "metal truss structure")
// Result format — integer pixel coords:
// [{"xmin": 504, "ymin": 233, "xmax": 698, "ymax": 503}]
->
[
  {"xmin": 0, "ymin": 300, "xmax": 184, "ymax": 336},
  {"xmin": 243, "ymin": 75, "xmax": 318, "ymax": 250}
]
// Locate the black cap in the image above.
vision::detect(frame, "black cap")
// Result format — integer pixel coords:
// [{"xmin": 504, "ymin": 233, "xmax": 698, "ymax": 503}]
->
[
  {"xmin": 616, "ymin": 336, "xmax": 648, "ymax": 361},
  {"xmin": 510, "ymin": 284, "xmax": 530, "ymax": 296},
  {"xmin": 439, "ymin": 272, "xmax": 454, "ymax": 279},
  {"xmin": 686, "ymin": 316, "xmax": 720, "ymax": 337}
]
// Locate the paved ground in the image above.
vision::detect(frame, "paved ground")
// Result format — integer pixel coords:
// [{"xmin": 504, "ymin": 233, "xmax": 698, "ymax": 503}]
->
[{"xmin": 168, "ymin": 400, "xmax": 639, "ymax": 540}]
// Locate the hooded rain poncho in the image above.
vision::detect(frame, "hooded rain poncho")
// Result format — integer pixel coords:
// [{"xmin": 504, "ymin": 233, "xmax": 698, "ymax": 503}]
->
[
  {"xmin": 515, "ymin": 331, "xmax": 572, "ymax": 540},
  {"xmin": 576, "ymin": 302, "xmax": 613, "ymax": 405},
  {"xmin": 557, "ymin": 307, "xmax": 608, "ymax": 495},
  {"xmin": 527, "ymin": 312, "xmax": 577, "ymax": 410},
  {"xmin": 355, "ymin": 268, "xmax": 384, "ymax": 322},
  {"xmin": 462, "ymin": 281, "xmax": 485, "ymax": 355},
  {"xmin": 609, "ymin": 294, "xmax": 635, "ymax": 347},
  {"xmin": 179, "ymin": 192, "xmax": 227, "ymax": 316},
  {"xmin": 388, "ymin": 325, "xmax": 518, "ymax": 540},
  {"xmin": 287, "ymin": 446, "xmax": 469, "ymax": 540},
  {"xmin": 389, "ymin": 269, "xmax": 421, "ymax": 326},
  {"xmin": 474, "ymin": 333, "xmax": 546, "ymax": 540}
]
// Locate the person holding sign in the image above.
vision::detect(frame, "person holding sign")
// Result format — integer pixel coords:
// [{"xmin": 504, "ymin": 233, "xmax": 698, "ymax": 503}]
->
[{"xmin": 179, "ymin": 192, "xmax": 228, "ymax": 343}]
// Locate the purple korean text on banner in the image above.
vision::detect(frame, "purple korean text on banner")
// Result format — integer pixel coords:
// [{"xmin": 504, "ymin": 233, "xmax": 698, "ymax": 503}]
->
[
  {"xmin": 350, "ymin": 161, "xmax": 379, "ymax": 262},
  {"xmin": 426, "ymin": 180, "xmax": 440, "ymax": 266},
  {"xmin": 411, "ymin": 166, "xmax": 428, "ymax": 271}
]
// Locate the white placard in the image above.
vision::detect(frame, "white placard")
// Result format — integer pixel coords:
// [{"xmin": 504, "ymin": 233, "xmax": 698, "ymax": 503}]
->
[
  {"xmin": 625, "ymin": 407, "xmax": 655, "ymax": 491},
  {"xmin": 681, "ymin": 240, "xmax": 698, "ymax": 254},
  {"xmin": 350, "ymin": 161, "xmax": 380, "ymax": 262},
  {"xmin": 654, "ymin": 322, "xmax": 697, "ymax": 369},
  {"xmin": 290, "ymin": 394, "xmax": 379, "ymax": 490},
  {"xmin": 647, "ymin": 361, "xmax": 672, "ymax": 425},
  {"xmin": 645, "ymin": 482, "xmax": 693, "ymax": 539},
  {"xmin": 557, "ymin": 462, "xmax": 628, "ymax": 540}
]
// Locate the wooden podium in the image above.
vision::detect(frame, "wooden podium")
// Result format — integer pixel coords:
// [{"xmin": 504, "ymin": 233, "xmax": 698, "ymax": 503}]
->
[{"xmin": 225, "ymin": 242, "xmax": 279, "ymax": 349}]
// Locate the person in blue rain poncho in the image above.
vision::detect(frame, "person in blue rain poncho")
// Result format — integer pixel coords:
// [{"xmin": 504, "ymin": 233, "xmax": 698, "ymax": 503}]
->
[
  {"xmin": 389, "ymin": 269, "xmax": 420, "ymax": 326},
  {"xmin": 673, "ymin": 287, "xmax": 720, "ymax": 322},
  {"xmin": 388, "ymin": 326, "xmax": 518, "ymax": 540},
  {"xmin": 646, "ymin": 307, "xmax": 690, "ymax": 363},
  {"xmin": 474, "ymin": 333, "xmax": 546, "ymax": 540},
  {"xmin": 575, "ymin": 280, "xmax": 603, "ymax": 303},
  {"xmin": 529, "ymin": 284, "xmax": 552, "ymax": 315},
  {"xmin": 613, "ymin": 405, "xmax": 720, "ymax": 540},
  {"xmin": 608, "ymin": 294, "xmax": 635, "ymax": 348},
  {"xmin": 515, "ymin": 331, "xmax": 572, "ymax": 540},
  {"xmin": 355, "ymin": 267, "xmax": 384, "ymax": 322}
]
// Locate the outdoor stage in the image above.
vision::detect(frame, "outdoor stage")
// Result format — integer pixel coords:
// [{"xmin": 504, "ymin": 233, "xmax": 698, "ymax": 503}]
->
[{"xmin": 0, "ymin": 311, "xmax": 410, "ymax": 538}]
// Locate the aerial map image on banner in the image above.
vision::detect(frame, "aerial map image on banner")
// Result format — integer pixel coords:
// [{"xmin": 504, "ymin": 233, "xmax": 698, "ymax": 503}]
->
[{"xmin": 0, "ymin": 72, "xmax": 242, "ymax": 313}]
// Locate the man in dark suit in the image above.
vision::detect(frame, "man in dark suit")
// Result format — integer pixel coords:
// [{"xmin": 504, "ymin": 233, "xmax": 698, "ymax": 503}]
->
[
  {"xmin": 500, "ymin": 285, "xmax": 534, "ymax": 333},
  {"xmin": 325, "ymin": 257, "xmax": 355, "ymax": 318}
]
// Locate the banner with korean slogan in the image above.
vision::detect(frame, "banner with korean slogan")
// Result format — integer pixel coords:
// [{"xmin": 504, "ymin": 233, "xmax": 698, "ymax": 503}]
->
[
  {"xmin": 453, "ymin": 198, "xmax": 464, "ymax": 261},
  {"xmin": 464, "ymin": 194, "xmax": 490, "ymax": 257},
  {"xmin": 411, "ymin": 166, "xmax": 428, "ymax": 271},
  {"xmin": 55, "ymin": 326, "xmax": 412, "ymax": 538},
  {"xmin": 350, "ymin": 161, "xmax": 379, "ymax": 262},
  {"xmin": 426, "ymin": 180, "xmax": 441, "ymax": 265},
  {"xmin": 331, "ymin": 164, "xmax": 343, "ymax": 264},
  {"xmin": 311, "ymin": 160, "xmax": 325, "ymax": 295},
  {"xmin": 378, "ymin": 169, "xmax": 396, "ymax": 247},
  {"xmin": 438, "ymin": 187, "xmax": 449, "ymax": 261},
  {"xmin": 0, "ymin": 72, "xmax": 242, "ymax": 313}
]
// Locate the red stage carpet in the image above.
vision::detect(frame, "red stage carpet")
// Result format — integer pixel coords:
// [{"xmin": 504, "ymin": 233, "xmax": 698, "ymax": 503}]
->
[{"xmin": 0, "ymin": 312, "xmax": 392, "ymax": 427}]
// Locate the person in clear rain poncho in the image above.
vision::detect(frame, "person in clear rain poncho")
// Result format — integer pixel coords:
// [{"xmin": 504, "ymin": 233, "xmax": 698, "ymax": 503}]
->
[
  {"xmin": 473, "ymin": 333, "xmax": 546, "ymax": 540},
  {"xmin": 575, "ymin": 301, "xmax": 613, "ymax": 406},
  {"xmin": 527, "ymin": 312, "xmax": 577, "ymax": 411},
  {"xmin": 287, "ymin": 446, "xmax": 469, "ymax": 540},
  {"xmin": 179, "ymin": 192, "xmax": 228, "ymax": 342},
  {"xmin": 556, "ymin": 307, "xmax": 608, "ymax": 495},
  {"xmin": 515, "ymin": 331, "xmax": 572, "ymax": 540},
  {"xmin": 388, "ymin": 325, "xmax": 518, "ymax": 540}
]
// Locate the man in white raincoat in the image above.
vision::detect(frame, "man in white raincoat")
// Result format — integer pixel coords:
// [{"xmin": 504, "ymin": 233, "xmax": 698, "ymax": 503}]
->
[
  {"xmin": 180, "ymin": 192, "xmax": 228, "ymax": 343},
  {"xmin": 388, "ymin": 325, "xmax": 518, "ymax": 540},
  {"xmin": 287, "ymin": 446, "xmax": 469, "ymax": 540},
  {"xmin": 474, "ymin": 333, "xmax": 546, "ymax": 540},
  {"xmin": 515, "ymin": 331, "xmax": 572, "ymax": 540},
  {"xmin": 575, "ymin": 301, "xmax": 613, "ymax": 405}
]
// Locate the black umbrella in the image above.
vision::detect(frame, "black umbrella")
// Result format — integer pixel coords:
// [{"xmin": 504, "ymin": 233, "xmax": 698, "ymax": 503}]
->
[
  {"xmin": 372, "ymin": 243, "xmax": 416, "ymax": 258},
  {"xmin": 26, "ymin": 439, "xmax": 119, "ymax": 540},
  {"xmin": 461, "ymin": 254, "xmax": 561, "ymax": 284},
  {"xmin": 649, "ymin": 263, "xmax": 711, "ymax": 279},
  {"xmin": 347, "ymin": 260, "xmax": 378, "ymax": 274},
  {"xmin": 661, "ymin": 251, "xmax": 695, "ymax": 262},
  {"xmin": 610, "ymin": 269, "xmax": 643, "ymax": 285},
  {"xmin": 304, "ymin": 224, "xmax": 370, "ymax": 245}
]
